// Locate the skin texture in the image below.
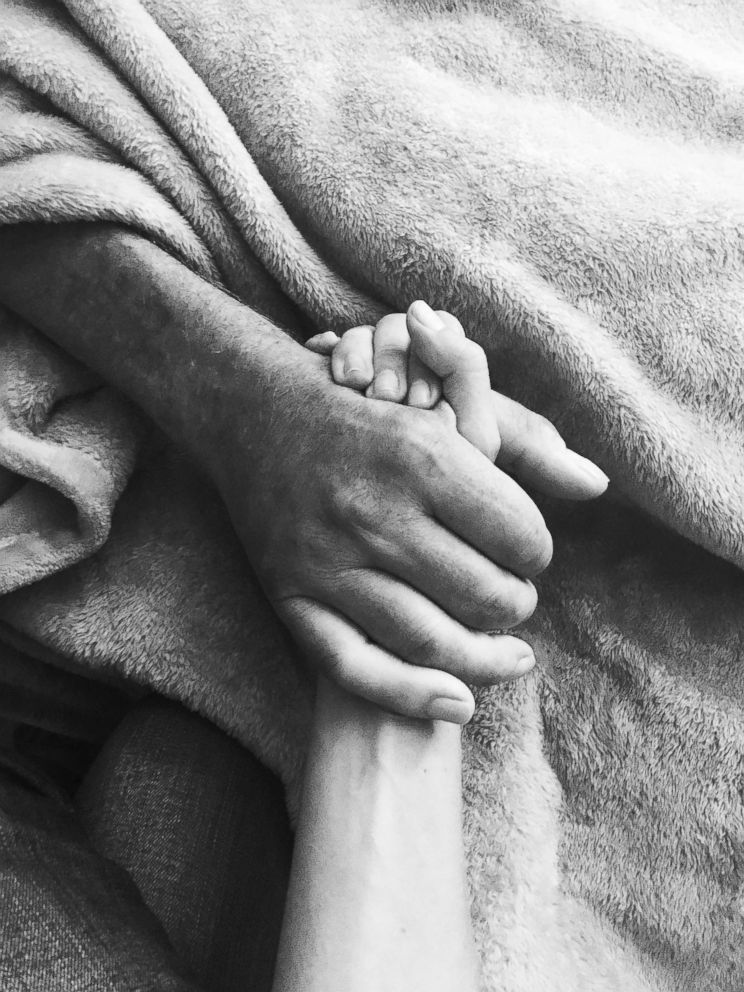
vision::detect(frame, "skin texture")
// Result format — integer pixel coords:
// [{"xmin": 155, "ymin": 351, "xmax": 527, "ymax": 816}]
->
[
  {"xmin": 0, "ymin": 223, "xmax": 605, "ymax": 722},
  {"xmin": 312, "ymin": 301, "xmax": 503, "ymax": 461},
  {"xmin": 273, "ymin": 678, "xmax": 481, "ymax": 992},
  {"xmin": 0, "ymin": 224, "xmax": 610, "ymax": 989},
  {"xmin": 307, "ymin": 303, "xmax": 609, "ymax": 501},
  {"xmin": 275, "ymin": 309, "xmax": 520, "ymax": 989}
]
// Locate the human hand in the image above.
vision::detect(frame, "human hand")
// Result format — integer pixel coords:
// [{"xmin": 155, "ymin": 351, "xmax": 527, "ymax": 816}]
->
[
  {"xmin": 0, "ymin": 223, "xmax": 561, "ymax": 727},
  {"xmin": 307, "ymin": 300, "xmax": 609, "ymax": 499},
  {"xmin": 211, "ymin": 334, "xmax": 556, "ymax": 725}
]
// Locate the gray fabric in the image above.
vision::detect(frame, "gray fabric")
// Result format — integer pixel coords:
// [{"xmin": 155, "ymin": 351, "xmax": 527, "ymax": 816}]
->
[
  {"xmin": 0, "ymin": 695, "xmax": 292, "ymax": 992},
  {"xmin": 2, "ymin": 2, "xmax": 744, "ymax": 988}
]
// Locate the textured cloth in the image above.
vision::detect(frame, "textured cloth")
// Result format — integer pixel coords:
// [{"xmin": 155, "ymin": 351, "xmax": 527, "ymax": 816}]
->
[
  {"xmin": 0, "ymin": 2, "xmax": 743, "ymax": 989},
  {"xmin": 0, "ymin": 694, "xmax": 292, "ymax": 992}
]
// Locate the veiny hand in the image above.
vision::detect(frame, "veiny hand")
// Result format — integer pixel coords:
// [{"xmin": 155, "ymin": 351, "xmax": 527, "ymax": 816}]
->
[
  {"xmin": 211, "ymin": 333, "xmax": 558, "ymax": 725},
  {"xmin": 0, "ymin": 223, "xmax": 582, "ymax": 726}
]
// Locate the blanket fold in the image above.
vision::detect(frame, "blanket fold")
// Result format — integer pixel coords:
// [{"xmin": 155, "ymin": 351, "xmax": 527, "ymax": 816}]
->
[{"xmin": 1, "ymin": 1, "xmax": 743, "ymax": 989}]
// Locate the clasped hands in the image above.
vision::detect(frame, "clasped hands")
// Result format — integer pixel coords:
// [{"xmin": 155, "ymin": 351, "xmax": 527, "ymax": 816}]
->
[{"xmin": 221, "ymin": 301, "xmax": 607, "ymax": 724}]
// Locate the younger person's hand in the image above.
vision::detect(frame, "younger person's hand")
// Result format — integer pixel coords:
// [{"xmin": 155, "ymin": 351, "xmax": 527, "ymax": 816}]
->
[{"xmin": 307, "ymin": 301, "xmax": 609, "ymax": 498}]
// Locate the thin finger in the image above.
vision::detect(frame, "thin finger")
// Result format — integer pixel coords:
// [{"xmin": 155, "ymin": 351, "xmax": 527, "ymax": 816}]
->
[
  {"xmin": 331, "ymin": 324, "xmax": 375, "ymax": 390},
  {"xmin": 491, "ymin": 392, "xmax": 609, "ymax": 498},
  {"xmin": 425, "ymin": 429, "xmax": 553, "ymax": 578},
  {"xmin": 278, "ymin": 596, "xmax": 475, "ymax": 723},
  {"xmin": 408, "ymin": 307, "xmax": 463, "ymax": 408},
  {"xmin": 305, "ymin": 330, "xmax": 340, "ymax": 355},
  {"xmin": 327, "ymin": 568, "xmax": 536, "ymax": 685},
  {"xmin": 406, "ymin": 347, "xmax": 442, "ymax": 408},
  {"xmin": 358, "ymin": 512, "xmax": 538, "ymax": 632},
  {"xmin": 408, "ymin": 301, "xmax": 500, "ymax": 460},
  {"xmin": 367, "ymin": 312, "xmax": 409, "ymax": 402}
]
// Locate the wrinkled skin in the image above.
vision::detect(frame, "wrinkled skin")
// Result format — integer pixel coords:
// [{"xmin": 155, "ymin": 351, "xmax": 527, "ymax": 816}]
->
[
  {"xmin": 0, "ymin": 224, "xmax": 606, "ymax": 723},
  {"xmin": 212, "ymin": 339, "xmax": 554, "ymax": 722}
]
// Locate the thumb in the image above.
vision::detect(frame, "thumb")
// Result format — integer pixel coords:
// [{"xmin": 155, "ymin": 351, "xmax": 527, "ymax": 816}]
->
[{"xmin": 407, "ymin": 301, "xmax": 500, "ymax": 461}]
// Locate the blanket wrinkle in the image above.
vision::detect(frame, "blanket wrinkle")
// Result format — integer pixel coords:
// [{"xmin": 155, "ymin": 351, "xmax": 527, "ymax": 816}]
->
[
  {"xmin": 1, "ymin": 1, "xmax": 743, "ymax": 989},
  {"xmin": 0, "ymin": 307, "xmax": 142, "ymax": 593},
  {"xmin": 62, "ymin": 0, "xmax": 385, "ymax": 330}
]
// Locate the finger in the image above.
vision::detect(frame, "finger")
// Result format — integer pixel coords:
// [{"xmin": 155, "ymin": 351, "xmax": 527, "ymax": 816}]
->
[
  {"xmin": 305, "ymin": 330, "xmax": 340, "ymax": 355},
  {"xmin": 406, "ymin": 349, "xmax": 442, "ymax": 409},
  {"xmin": 367, "ymin": 312, "xmax": 410, "ymax": 402},
  {"xmin": 407, "ymin": 301, "xmax": 500, "ymax": 460},
  {"xmin": 491, "ymin": 392, "xmax": 609, "ymax": 499},
  {"xmin": 419, "ymin": 425, "xmax": 553, "ymax": 578},
  {"xmin": 326, "ymin": 568, "xmax": 536, "ymax": 685},
  {"xmin": 330, "ymin": 324, "xmax": 375, "ymax": 390},
  {"xmin": 278, "ymin": 596, "xmax": 475, "ymax": 723},
  {"xmin": 408, "ymin": 309, "xmax": 463, "ymax": 411},
  {"xmin": 357, "ymin": 511, "xmax": 538, "ymax": 632}
]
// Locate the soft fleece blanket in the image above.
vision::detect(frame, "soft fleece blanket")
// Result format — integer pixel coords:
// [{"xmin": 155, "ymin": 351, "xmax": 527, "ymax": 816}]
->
[{"xmin": 1, "ymin": 1, "xmax": 744, "ymax": 989}]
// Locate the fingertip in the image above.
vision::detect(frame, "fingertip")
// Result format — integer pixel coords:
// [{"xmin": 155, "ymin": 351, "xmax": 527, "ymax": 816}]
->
[
  {"xmin": 369, "ymin": 369, "xmax": 407, "ymax": 402},
  {"xmin": 434, "ymin": 311, "xmax": 465, "ymax": 336},
  {"xmin": 408, "ymin": 300, "xmax": 446, "ymax": 335},
  {"xmin": 563, "ymin": 450, "xmax": 610, "ymax": 495},
  {"xmin": 426, "ymin": 692, "xmax": 475, "ymax": 724},
  {"xmin": 511, "ymin": 646, "xmax": 536, "ymax": 678},
  {"xmin": 407, "ymin": 379, "xmax": 440, "ymax": 409},
  {"xmin": 340, "ymin": 360, "xmax": 374, "ymax": 390},
  {"xmin": 476, "ymin": 636, "xmax": 536, "ymax": 684},
  {"xmin": 331, "ymin": 349, "xmax": 371, "ymax": 391},
  {"xmin": 350, "ymin": 661, "xmax": 474, "ymax": 725},
  {"xmin": 305, "ymin": 331, "xmax": 340, "ymax": 355}
]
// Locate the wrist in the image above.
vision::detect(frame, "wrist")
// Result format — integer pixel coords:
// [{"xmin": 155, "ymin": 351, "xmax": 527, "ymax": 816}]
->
[
  {"xmin": 176, "ymin": 305, "xmax": 325, "ymax": 482},
  {"xmin": 314, "ymin": 676, "xmax": 462, "ymax": 776},
  {"xmin": 0, "ymin": 222, "xmax": 327, "ymax": 486}
]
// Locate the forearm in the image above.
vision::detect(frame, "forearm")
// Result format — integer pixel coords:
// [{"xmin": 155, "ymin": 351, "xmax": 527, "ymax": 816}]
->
[
  {"xmin": 273, "ymin": 677, "xmax": 480, "ymax": 992},
  {"xmin": 0, "ymin": 222, "xmax": 320, "ymax": 481}
]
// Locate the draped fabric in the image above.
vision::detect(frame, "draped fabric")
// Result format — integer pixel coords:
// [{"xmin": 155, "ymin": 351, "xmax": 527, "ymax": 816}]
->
[{"xmin": 1, "ymin": 2, "xmax": 743, "ymax": 987}]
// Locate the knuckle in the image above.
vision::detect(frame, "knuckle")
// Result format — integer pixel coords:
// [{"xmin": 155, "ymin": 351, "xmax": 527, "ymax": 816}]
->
[
  {"xmin": 399, "ymin": 619, "xmax": 450, "ymax": 668},
  {"xmin": 465, "ymin": 579, "xmax": 538, "ymax": 630},
  {"xmin": 513, "ymin": 516, "xmax": 553, "ymax": 576},
  {"xmin": 386, "ymin": 407, "xmax": 440, "ymax": 460},
  {"xmin": 326, "ymin": 477, "xmax": 377, "ymax": 533},
  {"xmin": 500, "ymin": 580, "xmax": 539, "ymax": 627},
  {"xmin": 406, "ymin": 414, "xmax": 450, "ymax": 475}
]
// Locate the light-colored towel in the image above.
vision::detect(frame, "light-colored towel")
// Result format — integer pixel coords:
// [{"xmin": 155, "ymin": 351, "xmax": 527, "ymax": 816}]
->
[{"xmin": 1, "ymin": 1, "xmax": 743, "ymax": 989}]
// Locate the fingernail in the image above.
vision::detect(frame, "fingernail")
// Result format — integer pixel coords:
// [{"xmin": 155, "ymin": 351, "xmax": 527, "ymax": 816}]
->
[
  {"xmin": 565, "ymin": 450, "xmax": 609, "ymax": 488},
  {"xmin": 427, "ymin": 696, "xmax": 474, "ymax": 724},
  {"xmin": 342, "ymin": 360, "xmax": 370, "ymax": 387},
  {"xmin": 373, "ymin": 369, "xmax": 400, "ymax": 398},
  {"xmin": 409, "ymin": 300, "xmax": 446, "ymax": 333},
  {"xmin": 513, "ymin": 649, "xmax": 535, "ymax": 677},
  {"xmin": 407, "ymin": 381, "xmax": 431, "ymax": 407}
]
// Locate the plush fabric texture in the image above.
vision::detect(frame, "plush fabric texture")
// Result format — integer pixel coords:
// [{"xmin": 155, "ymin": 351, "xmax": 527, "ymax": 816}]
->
[{"xmin": 1, "ymin": 1, "xmax": 743, "ymax": 988}]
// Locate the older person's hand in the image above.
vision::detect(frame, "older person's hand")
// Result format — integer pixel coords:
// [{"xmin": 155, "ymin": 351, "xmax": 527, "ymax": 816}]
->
[
  {"xmin": 212, "ymin": 337, "xmax": 551, "ymax": 724},
  {"xmin": 0, "ymin": 224, "xmax": 596, "ymax": 724},
  {"xmin": 308, "ymin": 300, "xmax": 609, "ymax": 500}
]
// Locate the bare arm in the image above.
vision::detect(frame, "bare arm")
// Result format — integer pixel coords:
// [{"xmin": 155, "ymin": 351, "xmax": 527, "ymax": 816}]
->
[
  {"xmin": 0, "ymin": 222, "xmax": 553, "ymax": 721},
  {"xmin": 273, "ymin": 679, "xmax": 480, "ymax": 992}
]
